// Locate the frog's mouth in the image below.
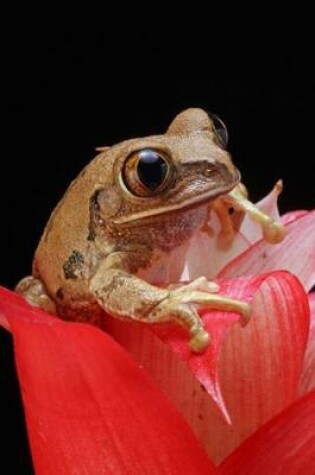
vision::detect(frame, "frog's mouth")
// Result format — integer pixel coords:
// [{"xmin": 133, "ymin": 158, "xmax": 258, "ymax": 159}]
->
[
  {"xmin": 114, "ymin": 174, "xmax": 286, "ymax": 246},
  {"xmin": 112, "ymin": 182, "xmax": 237, "ymax": 226}
]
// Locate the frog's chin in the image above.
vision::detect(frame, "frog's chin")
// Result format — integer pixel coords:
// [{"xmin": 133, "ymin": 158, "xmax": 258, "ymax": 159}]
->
[{"xmin": 113, "ymin": 184, "xmax": 236, "ymax": 226}]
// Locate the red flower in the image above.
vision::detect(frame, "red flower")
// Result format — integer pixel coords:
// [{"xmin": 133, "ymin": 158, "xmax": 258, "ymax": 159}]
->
[{"xmin": 1, "ymin": 188, "xmax": 315, "ymax": 474}]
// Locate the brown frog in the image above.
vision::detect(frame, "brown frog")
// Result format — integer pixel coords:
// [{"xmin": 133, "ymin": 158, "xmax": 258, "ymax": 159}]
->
[{"xmin": 16, "ymin": 108, "xmax": 285, "ymax": 352}]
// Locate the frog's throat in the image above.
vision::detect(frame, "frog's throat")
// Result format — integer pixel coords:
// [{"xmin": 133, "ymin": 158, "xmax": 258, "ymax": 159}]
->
[{"xmin": 112, "ymin": 184, "xmax": 236, "ymax": 226}]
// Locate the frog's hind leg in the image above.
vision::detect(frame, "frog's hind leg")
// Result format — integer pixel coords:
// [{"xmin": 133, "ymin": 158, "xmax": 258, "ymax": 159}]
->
[{"xmin": 15, "ymin": 276, "xmax": 56, "ymax": 314}]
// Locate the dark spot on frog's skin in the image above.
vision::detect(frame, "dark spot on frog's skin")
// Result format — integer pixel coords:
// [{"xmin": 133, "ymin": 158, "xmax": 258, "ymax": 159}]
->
[
  {"xmin": 63, "ymin": 250, "xmax": 84, "ymax": 280},
  {"xmin": 198, "ymin": 414, "xmax": 204, "ymax": 420},
  {"xmin": 56, "ymin": 288, "xmax": 64, "ymax": 300},
  {"xmin": 262, "ymin": 251, "xmax": 268, "ymax": 259},
  {"xmin": 87, "ymin": 190, "xmax": 102, "ymax": 241},
  {"xmin": 87, "ymin": 229, "xmax": 96, "ymax": 241},
  {"xmin": 200, "ymin": 384, "xmax": 206, "ymax": 392}
]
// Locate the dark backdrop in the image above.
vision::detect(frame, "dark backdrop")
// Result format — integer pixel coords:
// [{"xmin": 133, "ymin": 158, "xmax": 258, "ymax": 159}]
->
[{"xmin": 1, "ymin": 4, "xmax": 314, "ymax": 473}]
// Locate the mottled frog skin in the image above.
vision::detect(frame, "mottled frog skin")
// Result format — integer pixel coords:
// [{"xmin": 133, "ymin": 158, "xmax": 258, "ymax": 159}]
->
[{"xmin": 16, "ymin": 108, "xmax": 284, "ymax": 352}]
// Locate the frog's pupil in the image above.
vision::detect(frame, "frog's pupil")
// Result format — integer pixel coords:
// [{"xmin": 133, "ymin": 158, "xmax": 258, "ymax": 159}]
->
[{"xmin": 137, "ymin": 150, "xmax": 168, "ymax": 190}]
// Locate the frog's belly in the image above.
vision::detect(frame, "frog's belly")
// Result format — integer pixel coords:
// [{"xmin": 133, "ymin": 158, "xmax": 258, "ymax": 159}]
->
[{"xmin": 136, "ymin": 241, "xmax": 190, "ymax": 286}]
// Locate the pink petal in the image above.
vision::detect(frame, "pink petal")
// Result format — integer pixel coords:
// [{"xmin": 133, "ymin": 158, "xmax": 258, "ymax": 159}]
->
[
  {"xmin": 240, "ymin": 181, "xmax": 282, "ymax": 244},
  {"xmin": 299, "ymin": 292, "xmax": 315, "ymax": 395},
  {"xmin": 219, "ymin": 389, "xmax": 315, "ymax": 474},
  {"xmin": 0, "ymin": 286, "xmax": 215, "ymax": 474},
  {"xmin": 212, "ymin": 272, "xmax": 309, "ymax": 461},
  {"xmin": 152, "ymin": 277, "xmax": 263, "ymax": 421},
  {"xmin": 281, "ymin": 209, "xmax": 308, "ymax": 225},
  {"xmin": 219, "ymin": 210, "xmax": 315, "ymax": 291},
  {"xmin": 107, "ymin": 272, "xmax": 309, "ymax": 464}
]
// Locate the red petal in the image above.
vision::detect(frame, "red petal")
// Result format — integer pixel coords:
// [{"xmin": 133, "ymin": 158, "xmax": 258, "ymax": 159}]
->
[
  {"xmin": 107, "ymin": 272, "xmax": 309, "ymax": 464},
  {"xmin": 0, "ymin": 312, "xmax": 9, "ymax": 330},
  {"xmin": 219, "ymin": 389, "xmax": 315, "ymax": 474},
  {"xmin": 0, "ymin": 285, "xmax": 50, "ymax": 330},
  {"xmin": 219, "ymin": 210, "xmax": 315, "ymax": 291},
  {"xmin": 106, "ymin": 277, "xmax": 260, "ymax": 425},
  {"xmin": 211, "ymin": 272, "xmax": 309, "ymax": 462},
  {"xmin": 0, "ymin": 287, "xmax": 215, "ymax": 474},
  {"xmin": 300, "ymin": 292, "xmax": 315, "ymax": 395}
]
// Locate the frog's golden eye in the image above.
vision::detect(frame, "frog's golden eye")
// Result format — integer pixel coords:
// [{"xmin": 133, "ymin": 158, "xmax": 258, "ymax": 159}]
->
[
  {"xmin": 122, "ymin": 149, "xmax": 174, "ymax": 197},
  {"xmin": 208, "ymin": 112, "xmax": 229, "ymax": 148}
]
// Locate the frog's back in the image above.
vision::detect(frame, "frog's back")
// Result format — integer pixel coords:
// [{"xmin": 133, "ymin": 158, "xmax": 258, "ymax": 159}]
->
[{"xmin": 33, "ymin": 151, "xmax": 115, "ymax": 311}]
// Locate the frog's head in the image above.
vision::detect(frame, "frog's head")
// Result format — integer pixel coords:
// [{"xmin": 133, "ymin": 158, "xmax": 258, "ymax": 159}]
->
[{"xmin": 110, "ymin": 108, "xmax": 240, "ymax": 225}]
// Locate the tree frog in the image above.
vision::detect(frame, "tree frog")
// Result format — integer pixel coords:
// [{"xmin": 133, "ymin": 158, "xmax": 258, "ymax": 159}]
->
[{"xmin": 16, "ymin": 108, "xmax": 285, "ymax": 352}]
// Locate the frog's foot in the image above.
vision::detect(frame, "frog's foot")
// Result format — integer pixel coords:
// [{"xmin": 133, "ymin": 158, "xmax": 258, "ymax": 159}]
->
[
  {"xmin": 223, "ymin": 182, "xmax": 285, "ymax": 244},
  {"xmin": 15, "ymin": 276, "xmax": 56, "ymax": 314},
  {"xmin": 90, "ymin": 261, "xmax": 250, "ymax": 353},
  {"xmin": 211, "ymin": 199, "xmax": 237, "ymax": 248},
  {"xmin": 151, "ymin": 287, "xmax": 251, "ymax": 353}
]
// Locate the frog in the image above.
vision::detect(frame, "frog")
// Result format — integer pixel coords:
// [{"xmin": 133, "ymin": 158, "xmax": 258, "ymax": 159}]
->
[{"xmin": 16, "ymin": 108, "xmax": 285, "ymax": 352}]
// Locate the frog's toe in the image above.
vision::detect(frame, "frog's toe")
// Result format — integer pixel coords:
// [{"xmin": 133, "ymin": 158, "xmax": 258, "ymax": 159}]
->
[
  {"xmin": 15, "ymin": 276, "xmax": 56, "ymax": 314},
  {"xmin": 171, "ymin": 277, "xmax": 219, "ymax": 293},
  {"xmin": 189, "ymin": 327, "xmax": 210, "ymax": 353}
]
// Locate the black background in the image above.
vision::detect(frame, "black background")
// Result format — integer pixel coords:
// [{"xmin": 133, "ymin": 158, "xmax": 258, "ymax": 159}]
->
[{"xmin": 1, "ymin": 4, "xmax": 314, "ymax": 473}]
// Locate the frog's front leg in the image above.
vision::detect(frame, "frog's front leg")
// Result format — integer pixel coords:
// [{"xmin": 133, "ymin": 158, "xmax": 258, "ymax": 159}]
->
[{"xmin": 89, "ymin": 253, "xmax": 251, "ymax": 353}]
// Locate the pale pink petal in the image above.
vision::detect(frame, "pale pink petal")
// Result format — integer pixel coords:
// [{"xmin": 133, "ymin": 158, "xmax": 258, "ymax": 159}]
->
[
  {"xmin": 219, "ymin": 389, "xmax": 315, "ymax": 474},
  {"xmin": 299, "ymin": 292, "xmax": 315, "ymax": 395},
  {"xmin": 240, "ymin": 181, "xmax": 282, "ymax": 244},
  {"xmin": 183, "ymin": 209, "xmax": 250, "ymax": 280},
  {"xmin": 107, "ymin": 272, "xmax": 309, "ymax": 464},
  {"xmin": 219, "ymin": 210, "xmax": 315, "ymax": 291}
]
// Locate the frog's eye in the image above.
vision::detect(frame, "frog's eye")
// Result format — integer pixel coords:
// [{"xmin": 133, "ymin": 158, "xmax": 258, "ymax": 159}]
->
[
  {"xmin": 208, "ymin": 112, "xmax": 229, "ymax": 148},
  {"xmin": 122, "ymin": 149, "xmax": 173, "ymax": 197}
]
